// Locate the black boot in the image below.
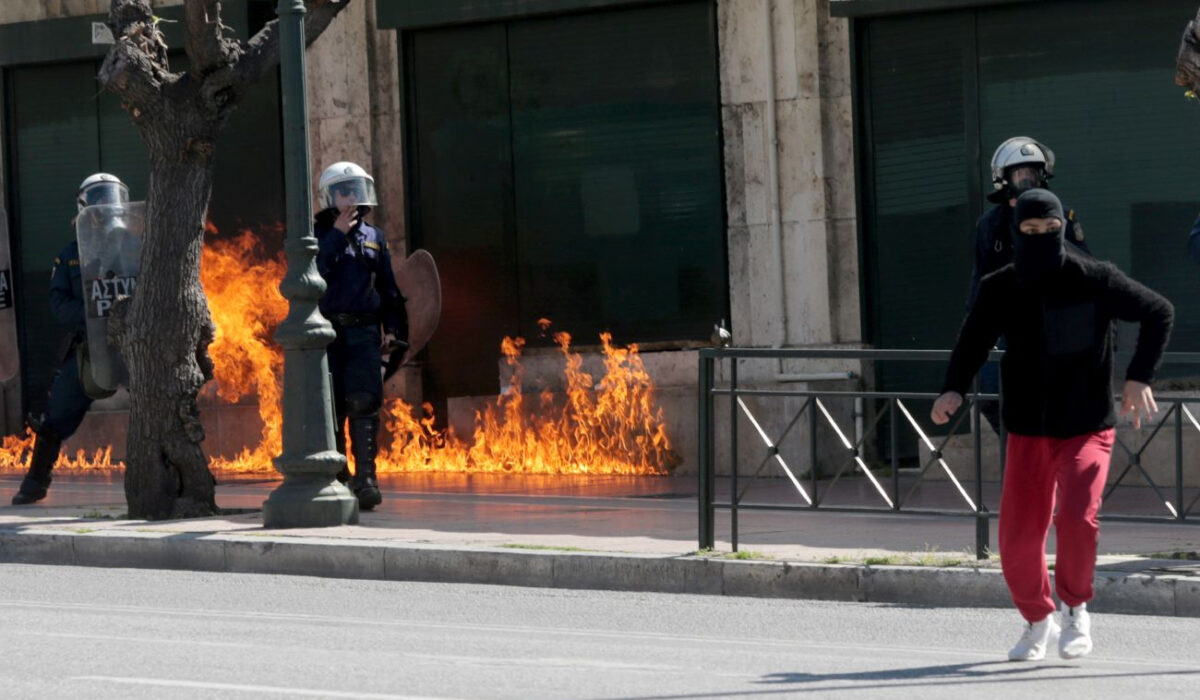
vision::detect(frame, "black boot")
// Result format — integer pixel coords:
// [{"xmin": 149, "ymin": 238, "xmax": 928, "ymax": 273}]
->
[
  {"xmin": 348, "ymin": 416, "xmax": 382, "ymax": 510},
  {"xmin": 12, "ymin": 431, "xmax": 61, "ymax": 505}
]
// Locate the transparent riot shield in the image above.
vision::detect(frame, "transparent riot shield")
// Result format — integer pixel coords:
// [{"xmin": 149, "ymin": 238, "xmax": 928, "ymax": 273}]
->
[{"xmin": 75, "ymin": 202, "xmax": 145, "ymax": 392}]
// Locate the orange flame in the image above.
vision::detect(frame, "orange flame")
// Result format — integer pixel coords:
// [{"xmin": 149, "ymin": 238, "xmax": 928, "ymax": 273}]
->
[
  {"xmin": 201, "ymin": 227, "xmax": 287, "ymax": 472},
  {"xmin": 0, "ymin": 226, "xmax": 678, "ymax": 476},
  {"xmin": 0, "ymin": 428, "xmax": 118, "ymax": 472}
]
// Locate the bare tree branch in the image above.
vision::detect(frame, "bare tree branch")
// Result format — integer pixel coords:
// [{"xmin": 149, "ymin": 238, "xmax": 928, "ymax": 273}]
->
[
  {"xmin": 231, "ymin": 0, "xmax": 353, "ymax": 89},
  {"xmin": 109, "ymin": 0, "xmax": 171, "ymax": 70},
  {"xmin": 99, "ymin": 36, "xmax": 167, "ymax": 120},
  {"xmin": 1176, "ymin": 9, "xmax": 1200, "ymax": 91},
  {"xmin": 185, "ymin": 0, "xmax": 243, "ymax": 77},
  {"xmin": 100, "ymin": 0, "xmax": 182, "ymax": 123}
]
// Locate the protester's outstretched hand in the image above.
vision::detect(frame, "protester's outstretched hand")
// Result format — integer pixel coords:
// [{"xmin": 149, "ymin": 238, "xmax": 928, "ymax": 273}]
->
[
  {"xmin": 1120, "ymin": 380, "xmax": 1158, "ymax": 429},
  {"xmin": 931, "ymin": 391, "xmax": 963, "ymax": 425}
]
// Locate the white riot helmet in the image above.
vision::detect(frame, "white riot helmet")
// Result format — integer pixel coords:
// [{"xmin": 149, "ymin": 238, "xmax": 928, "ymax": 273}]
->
[
  {"xmin": 988, "ymin": 137, "xmax": 1055, "ymax": 202},
  {"xmin": 317, "ymin": 161, "xmax": 378, "ymax": 210},
  {"xmin": 77, "ymin": 173, "xmax": 129, "ymax": 212}
]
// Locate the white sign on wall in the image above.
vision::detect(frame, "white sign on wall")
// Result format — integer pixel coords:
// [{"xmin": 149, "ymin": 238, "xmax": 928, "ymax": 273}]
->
[{"xmin": 92, "ymin": 22, "xmax": 115, "ymax": 45}]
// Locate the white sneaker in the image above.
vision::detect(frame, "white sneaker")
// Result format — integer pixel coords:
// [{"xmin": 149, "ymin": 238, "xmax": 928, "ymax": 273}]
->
[
  {"xmin": 1059, "ymin": 603, "xmax": 1093, "ymax": 659},
  {"xmin": 1008, "ymin": 614, "xmax": 1061, "ymax": 661}
]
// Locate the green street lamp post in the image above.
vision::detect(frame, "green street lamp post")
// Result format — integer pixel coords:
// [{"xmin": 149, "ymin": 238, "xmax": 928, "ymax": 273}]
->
[{"xmin": 262, "ymin": 0, "xmax": 359, "ymax": 527}]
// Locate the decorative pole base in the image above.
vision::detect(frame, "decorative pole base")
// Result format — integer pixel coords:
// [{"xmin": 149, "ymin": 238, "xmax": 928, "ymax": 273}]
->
[
  {"xmin": 264, "ymin": 455, "xmax": 359, "ymax": 527},
  {"xmin": 263, "ymin": 483, "xmax": 358, "ymax": 528}
]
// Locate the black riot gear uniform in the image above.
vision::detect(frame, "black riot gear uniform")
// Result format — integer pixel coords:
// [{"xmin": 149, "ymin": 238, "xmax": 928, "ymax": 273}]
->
[{"xmin": 315, "ymin": 209, "xmax": 407, "ymax": 511}]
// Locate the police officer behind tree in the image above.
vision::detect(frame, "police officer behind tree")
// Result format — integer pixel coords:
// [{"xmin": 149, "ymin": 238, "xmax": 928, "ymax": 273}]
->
[
  {"xmin": 314, "ymin": 162, "xmax": 407, "ymax": 511},
  {"xmin": 11, "ymin": 173, "xmax": 129, "ymax": 505},
  {"xmin": 968, "ymin": 137, "xmax": 1090, "ymax": 432}
]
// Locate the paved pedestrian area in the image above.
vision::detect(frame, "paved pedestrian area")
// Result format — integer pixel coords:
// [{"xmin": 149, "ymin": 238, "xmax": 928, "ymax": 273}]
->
[{"xmin": 1, "ymin": 471, "xmax": 1197, "ymax": 615}]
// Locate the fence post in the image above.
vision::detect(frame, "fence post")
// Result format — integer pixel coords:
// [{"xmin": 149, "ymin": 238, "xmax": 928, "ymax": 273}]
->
[
  {"xmin": 730, "ymin": 358, "xmax": 739, "ymax": 552},
  {"xmin": 1177, "ymin": 401, "xmax": 1185, "ymax": 522},
  {"xmin": 890, "ymin": 397, "xmax": 900, "ymax": 510},
  {"xmin": 809, "ymin": 395, "xmax": 819, "ymax": 505},
  {"xmin": 973, "ymin": 375, "xmax": 988, "ymax": 559},
  {"xmin": 698, "ymin": 352, "xmax": 716, "ymax": 550}
]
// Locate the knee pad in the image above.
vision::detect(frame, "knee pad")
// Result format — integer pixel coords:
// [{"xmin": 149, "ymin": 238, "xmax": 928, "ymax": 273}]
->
[{"xmin": 345, "ymin": 391, "xmax": 381, "ymax": 418}]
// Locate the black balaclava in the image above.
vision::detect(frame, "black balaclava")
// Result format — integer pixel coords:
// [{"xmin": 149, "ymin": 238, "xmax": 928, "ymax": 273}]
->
[{"xmin": 1011, "ymin": 188, "xmax": 1066, "ymax": 286}]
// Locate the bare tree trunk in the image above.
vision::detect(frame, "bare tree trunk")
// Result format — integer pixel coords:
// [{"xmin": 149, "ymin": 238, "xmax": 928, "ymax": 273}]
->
[{"xmin": 121, "ymin": 128, "xmax": 218, "ymax": 518}]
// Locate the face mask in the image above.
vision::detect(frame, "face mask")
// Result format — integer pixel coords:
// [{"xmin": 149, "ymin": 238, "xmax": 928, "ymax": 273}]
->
[
  {"xmin": 1012, "ymin": 229, "xmax": 1065, "ymax": 285},
  {"xmin": 1012, "ymin": 189, "xmax": 1067, "ymax": 286}
]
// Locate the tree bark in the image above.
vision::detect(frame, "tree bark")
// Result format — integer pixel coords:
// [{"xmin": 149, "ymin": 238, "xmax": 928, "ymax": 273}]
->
[
  {"xmin": 1176, "ymin": 8, "xmax": 1200, "ymax": 92},
  {"xmin": 100, "ymin": 0, "xmax": 351, "ymax": 519},
  {"xmin": 123, "ymin": 123, "xmax": 220, "ymax": 519}
]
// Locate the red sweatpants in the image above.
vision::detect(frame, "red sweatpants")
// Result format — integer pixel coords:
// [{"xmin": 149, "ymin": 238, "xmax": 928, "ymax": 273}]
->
[{"xmin": 999, "ymin": 429, "xmax": 1114, "ymax": 622}]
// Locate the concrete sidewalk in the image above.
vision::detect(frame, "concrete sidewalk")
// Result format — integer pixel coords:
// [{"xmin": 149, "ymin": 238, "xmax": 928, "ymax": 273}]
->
[{"xmin": 0, "ymin": 472, "xmax": 1198, "ymax": 616}]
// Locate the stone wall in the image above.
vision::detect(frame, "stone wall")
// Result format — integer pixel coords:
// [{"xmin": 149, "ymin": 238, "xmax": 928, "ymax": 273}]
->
[{"xmin": 717, "ymin": 0, "xmax": 859, "ymax": 351}]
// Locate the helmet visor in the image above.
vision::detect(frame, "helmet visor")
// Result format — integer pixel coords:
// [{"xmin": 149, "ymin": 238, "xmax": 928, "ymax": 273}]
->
[
  {"xmin": 1006, "ymin": 165, "xmax": 1042, "ymax": 196},
  {"xmin": 81, "ymin": 182, "xmax": 130, "ymax": 207},
  {"xmin": 324, "ymin": 177, "xmax": 378, "ymax": 208}
]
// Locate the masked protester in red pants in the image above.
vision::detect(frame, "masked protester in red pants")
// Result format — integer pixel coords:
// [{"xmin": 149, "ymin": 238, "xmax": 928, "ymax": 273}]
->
[{"xmin": 932, "ymin": 189, "xmax": 1173, "ymax": 661}]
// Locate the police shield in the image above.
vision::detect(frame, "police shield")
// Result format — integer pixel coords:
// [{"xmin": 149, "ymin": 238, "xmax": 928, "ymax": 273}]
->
[
  {"xmin": 396, "ymin": 249, "xmax": 441, "ymax": 366},
  {"xmin": 382, "ymin": 249, "xmax": 442, "ymax": 380},
  {"xmin": 76, "ymin": 202, "xmax": 144, "ymax": 392}
]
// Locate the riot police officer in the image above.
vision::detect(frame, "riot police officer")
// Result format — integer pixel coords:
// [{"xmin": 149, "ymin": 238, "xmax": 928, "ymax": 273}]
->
[
  {"xmin": 314, "ymin": 162, "xmax": 407, "ymax": 511},
  {"xmin": 969, "ymin": 137, "xmax": 1090, "ymax": 307},
  {"xmin": 967, "ymin": 138, "xmax": 1090, "ymax": 433},
  {"xmin": 12, "ymin": 173, "xmax": 129, "ymax": 505}
]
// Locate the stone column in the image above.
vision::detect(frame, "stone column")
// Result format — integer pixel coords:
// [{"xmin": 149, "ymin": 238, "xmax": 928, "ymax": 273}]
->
[{"xmin": 719, "ymin": 0, "xmax": 860, "ymax": 353}]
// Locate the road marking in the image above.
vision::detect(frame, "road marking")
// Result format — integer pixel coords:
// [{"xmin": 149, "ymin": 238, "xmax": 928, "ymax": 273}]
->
[
  {"xmin": 72, "ymin": 676, "xmax": 454, "ymax": 699},
  {"xmin": 404, "ymin": 652, "xmax": 680, "ymax": 672},
  {"xmin": 5, "ymin": 598, "xmax": 1198, "ymax": 672},
  {"xmin": 24, "ymin": 630, "xmax": 261, "ymax": 650}
]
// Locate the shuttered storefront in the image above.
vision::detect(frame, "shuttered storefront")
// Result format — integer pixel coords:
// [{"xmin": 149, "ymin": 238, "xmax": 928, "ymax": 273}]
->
[
  {"xmin": 403, "ymin": 1, "xmax": 726, "ymax": 399},
  {"xmin": 3, "ymin": 9, "xmax": 283, "ymax": 416},
  {"xmin": 857, "ymin": 0, "xmax": 1200, "ymax": 390},
  {"xmin": 6, "ymin": 61, "xmax": 148, "ymax": 412}
]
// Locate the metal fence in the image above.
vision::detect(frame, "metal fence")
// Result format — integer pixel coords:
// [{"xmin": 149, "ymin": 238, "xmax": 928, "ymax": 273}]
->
[{"xmin": 697, "ymin": 348, "xmax": 1200, "ymax": 559}]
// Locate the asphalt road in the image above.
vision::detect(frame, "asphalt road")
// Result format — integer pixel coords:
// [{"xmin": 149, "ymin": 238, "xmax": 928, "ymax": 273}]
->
[{"xmin": 0, "ymin": 564, "xmax": 1197, "ymax": 699}]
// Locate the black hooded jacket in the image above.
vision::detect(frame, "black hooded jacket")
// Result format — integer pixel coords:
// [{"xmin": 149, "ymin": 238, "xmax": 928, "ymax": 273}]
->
[{"xmin": 943, "ymin": 190, "xmax": 1174, "ymax": 438}]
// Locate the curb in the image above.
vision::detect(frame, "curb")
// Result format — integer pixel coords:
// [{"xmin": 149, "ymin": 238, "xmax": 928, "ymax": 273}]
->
[{"xmin": 1, "ymin": 529, "xmax": 1196, "ymax": 616}]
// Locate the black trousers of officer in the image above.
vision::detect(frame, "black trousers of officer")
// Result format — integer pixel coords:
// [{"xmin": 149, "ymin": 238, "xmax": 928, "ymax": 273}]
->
[
  {"xmin": 327, "ymin": 323, "xmax": 383, "ymax": 481},
  {"xmin": 16, "ymin": 337, "xmax": 94, "ymax": 501}
]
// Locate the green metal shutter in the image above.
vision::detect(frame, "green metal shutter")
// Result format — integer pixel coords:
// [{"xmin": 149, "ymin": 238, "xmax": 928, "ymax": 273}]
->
[
  {"xmin": 507, "ymin": 2, "xmax": 724, "ymax": 342},
  {"xmin": 975, "ymin": 0, "xmax": 1200, "ymax": 356},
  {"xmin": 10, "ymin": 62, "xmax": 101, "ymax": 415},
  {"xmin": 408, "ymin": 23, "xmax": 519, "ymax": 402},
  {"xmin": 97, "ymin": 79, "xmax": 149, "ymax": 200},
  {"xmin": 407, "ymin": 1, "xmax": 724, "ymax": 401},
  {"xmin": 861, "ymin": 10, "xmax": 973, "ymax": 418}
]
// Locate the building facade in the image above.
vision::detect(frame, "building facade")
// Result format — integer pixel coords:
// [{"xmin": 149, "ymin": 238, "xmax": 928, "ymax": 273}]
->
[
  {"xmin": 7, "ymin": 0, "xmax": 1193, "ymax": 476},
  {"xmin": 1, "ymin": 0, "xmax": 862, "ymax": 474}
]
